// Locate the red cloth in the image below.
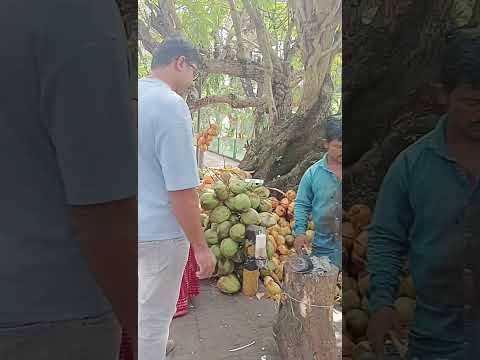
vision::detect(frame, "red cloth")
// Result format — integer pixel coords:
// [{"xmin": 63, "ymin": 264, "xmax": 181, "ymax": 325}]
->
[
  {"xmin": 119, "ymin": 330, "xmax": 133, "ymax": 360},
  {"xmin": 174, "ymin": 247, "xmax": 200, "ymax": 317}
]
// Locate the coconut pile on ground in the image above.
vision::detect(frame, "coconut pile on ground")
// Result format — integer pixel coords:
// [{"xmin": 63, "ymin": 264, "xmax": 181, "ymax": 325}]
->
[
  {"xmin": 198, "ymin": 175, "xmax": 309, "ymax": 301},
  {"xmin": 342, "ymin": 205, "xmax": 416, "ymax": 359}
]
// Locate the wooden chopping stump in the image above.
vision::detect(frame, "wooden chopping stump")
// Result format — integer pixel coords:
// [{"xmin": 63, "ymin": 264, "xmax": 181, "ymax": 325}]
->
[{"xmin": 273, "ymin": 258, "xmax": 339, "ymax": 360}]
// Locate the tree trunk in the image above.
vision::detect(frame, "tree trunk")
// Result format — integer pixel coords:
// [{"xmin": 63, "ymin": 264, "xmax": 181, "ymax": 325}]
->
[
  {"xmin": 273, "ymin": 258, "xmax": 339, "ymax": 360},
  {"xmin": 239, "ymin": 0, "xmax": 340, "ymax": 190},
  {"xmin": 342, "ymin": 0, "xmax": 480, "ymax": 208},
  {"xmin": 240, "ymin": 77, "xmax": 334, "ymax": 191}
]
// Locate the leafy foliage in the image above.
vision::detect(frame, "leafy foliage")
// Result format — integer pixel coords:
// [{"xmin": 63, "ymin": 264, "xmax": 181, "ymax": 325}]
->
[{"xmin": 138, "ymin": 0, "xmax": 342, "ymax": 161}]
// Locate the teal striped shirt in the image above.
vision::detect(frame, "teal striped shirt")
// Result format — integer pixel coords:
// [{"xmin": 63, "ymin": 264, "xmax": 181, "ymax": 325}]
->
[{"xmin": 294, "ymin": 154, "xmax": 342, "ymax": 267}]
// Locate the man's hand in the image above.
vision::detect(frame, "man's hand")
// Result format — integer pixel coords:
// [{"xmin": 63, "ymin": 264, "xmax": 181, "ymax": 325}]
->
[
  {"xmin": 193, "ymin": 244, "xmax": 216, "ymax": 279},
  {"xmin": 294, "ymin": 235, "xmax": 309, "ymax": 252},
  {"xmin": 367, "ymin": 306, "xmax": 403, "ymax": 359},
  {"xmin": 169, "ymin": 188, "xmax": 216, "ymax": 279}
]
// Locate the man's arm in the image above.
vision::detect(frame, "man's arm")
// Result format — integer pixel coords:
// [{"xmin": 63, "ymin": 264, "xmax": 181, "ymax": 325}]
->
[
  {"xmin": 155, "ymin": 101, "xmax": 215, "ymax": 278},
  {"xmin": 169, "ymin": 189, "xmax": 215, "ymax": 278},
  {"xmin": 368, "ymin": 155, "xmax": 413, "ymax": 313},
  {"xmin": 294, "ymin": 168, "xmax": 314, "ymax": 236},
  {"xmin": 293, "ymin": 169, "xmax": 314, "ymax": 251},
  {"xmin": 70, "ymin": 198, "xmax": 137, "ymax": 338},
  {"xmin": 40, "ymin": 0, "xmax": 138, "ymax": 341}
]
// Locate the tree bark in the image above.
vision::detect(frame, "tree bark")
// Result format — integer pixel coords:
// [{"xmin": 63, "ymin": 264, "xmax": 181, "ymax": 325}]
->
[
  {"xmin": 190, "ymin": 95, "xmax": 265, "ymax": 112},
  {"xmin": 228, "ymin": 0, "xmax": 256, "ymax": 97},
  {"xmin": 202, "ymin": 59, "xmax": 264, "ymax": 80},
  {"xmin": 138, "ymin": 0, "xmax": 340, "ymax": 192},
  {"xmin": 243, "ymin": 0, "xmax": 280, "ymax": 124},
  {"xmin": 290, "ymin": 0, "xmax": 341, "ymax": 112},
  {"xmin": 240, "ymin": 69, "xmax": 335, "ymax": 191},
  {"xmin": 273, "ymin": 258, "xmax": 339, "ymax": 360},
  {"xmin": 238, "ymin": 0, "xmax": 339, "ymax": 189},
  {"xmin": 148, "ymin": 0, "xmax": 181, "ymax": 38}
]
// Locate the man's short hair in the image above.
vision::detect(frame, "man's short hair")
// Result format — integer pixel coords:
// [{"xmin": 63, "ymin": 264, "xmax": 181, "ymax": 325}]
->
[
  {"xmin": 441, "ymin": 28, "xmax": 480, "ymax": 93},
  {"xmin": 325, "ymin": 114, "xmax": 342, "ymax": 142},
  {"xmin": 151, "ymin": 36, "xmax": 202, "ymax": 70}
]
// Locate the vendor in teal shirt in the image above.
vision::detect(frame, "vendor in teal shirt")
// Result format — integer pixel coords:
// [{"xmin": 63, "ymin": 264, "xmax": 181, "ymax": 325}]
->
[
  {"xmin": 367, "ymin": 29, "xmax": 480, "ymax": 359},
  {"xmin": 293, "ymin": 115, "xmax": 342, "ymax": 268}
]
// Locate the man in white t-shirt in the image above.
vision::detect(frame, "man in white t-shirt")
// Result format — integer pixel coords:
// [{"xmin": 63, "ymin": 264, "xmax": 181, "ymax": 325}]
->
[{"xmin": 138, "ymin": 37, "xmax": 216, "ymax": 360}]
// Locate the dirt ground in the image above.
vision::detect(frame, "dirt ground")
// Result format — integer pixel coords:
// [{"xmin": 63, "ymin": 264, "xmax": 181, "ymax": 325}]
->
[{"xmin": 168, "ymin": 280, "xmax": 342, "ymax": 360}]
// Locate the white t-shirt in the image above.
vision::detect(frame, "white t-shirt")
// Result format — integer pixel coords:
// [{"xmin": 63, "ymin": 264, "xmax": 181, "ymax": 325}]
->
[{"xmin": 138, "ymin": 78, "xmax": 200, "ymax": 241}]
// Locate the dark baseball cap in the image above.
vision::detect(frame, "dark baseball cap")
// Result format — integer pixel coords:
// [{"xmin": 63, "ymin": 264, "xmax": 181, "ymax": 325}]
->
[{"xmin": 151, "ymin": 36, "xmax": 202, "ymax": 69}]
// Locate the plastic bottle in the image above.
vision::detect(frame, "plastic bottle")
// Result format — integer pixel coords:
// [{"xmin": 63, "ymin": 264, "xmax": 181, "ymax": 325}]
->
[{"xmin": 242, "ymin": 257, "xmax": 260, "ymax": 297}]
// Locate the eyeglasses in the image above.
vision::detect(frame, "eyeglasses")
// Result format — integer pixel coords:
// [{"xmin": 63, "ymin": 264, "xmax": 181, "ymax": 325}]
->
[{"xmin": 187, "ymin": 62, "xmax": 199, "ymax": 81}]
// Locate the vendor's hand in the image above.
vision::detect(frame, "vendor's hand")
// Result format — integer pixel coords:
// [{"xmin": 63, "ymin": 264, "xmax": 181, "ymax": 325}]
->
[
  {"xmin": 194, "ymin": 245, "xmax": 216, "ymax": 279},
  {"xmin": 367, "ymin": 306, "xmax": 402, "ymax": 359},
  {"xmin": 294, "ymin": 235, "xmax": 309, "ymax": 252}
]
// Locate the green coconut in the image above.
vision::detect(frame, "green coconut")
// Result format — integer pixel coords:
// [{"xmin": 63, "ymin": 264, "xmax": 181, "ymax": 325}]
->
[
  {"xmin": 216, "ymin": 221, "xmax": 233, "ymax": 240},
  {"xmin": 200, "ymin": 213, "xmax": 209, "ymax": 229},
  {"xmin": 200, "ymin": 192, "xmax": 219, "ymax": 210},
  {"xmin": 267, "ymin": 240, "xmax": 275, "ymax": 259},
  {"xmin": 258, "ymin": 199, "xmax": 273, "ymax": 212},
  {"xmin": 253, "ymin": 186, "xmax": 270, "ymax": 199},
  {"xmin": 229, "ymin": 178, "xmax": 248, "ymax": 194},
  {"xmin": 210, "ymin": 206, "xmax": 231, "ymax": 224},
  {"xmin": 217, "ymin": 274, "xmax": 241, "ymax": 294},
  {"xmin": 259, "ymin": 212, "xmax": 277, "ymax": 228},
  {"xmin": 218, "ymin": 258, "xmax": 235, "ymax": 275},
  {"xmin": 232, "ymin": 193, "xmax": 251, "ymax": 212},
  {"xmin": 213, "ymin": 181, "xmax": 229, "ymax": 201},
  {"xmin": 210, "ymin": 244, "xmax": 221, "ymax": 259},
  {"xmin": 240, "ymin": 208, "xmax": 260, "ymax": 225},
  {"xmin": 220, "ymin": 238, "xmax": 239, "ymax": 258},
  {"xmin": 205, "ymin": 228, "xmax": 219, "ymax": 245},
  {"xmin": 248, "ymin": 192, "xmax": 261, "ymax": 209},
  {"xmin": 229, "ymin": 223, "xmax": 246, "ymax": 242},
  {"xmin": 224, "ymin": 196, "xmax": 236, "ymax": 210}
]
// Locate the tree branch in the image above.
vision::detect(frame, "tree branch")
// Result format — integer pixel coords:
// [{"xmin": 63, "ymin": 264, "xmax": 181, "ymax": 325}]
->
[
  {"xmin": 202, "ymin": 59, "xmax": 264, "ymax": 80},
  {"xmin": 283, "ymin": 10, "xmax": 295, "ymax": 62},
  {"xmin": 311, "ymin": 33, "xmax": 342, "ymax": 65},
  {"xmin": 138, "ymin": 19, "xmax": 156, "ymax": 54},
  {"xmin": 228, "ymin": 0, "xmax": 255, "ymax": 97},
  {"xmin": 289, "ymin": 70, "xmax": 304, "ymax": 88},
  {"xmin": 189, "ymin": 95, "xmax": 265, "ymax": 111},
  {"xmin": 147, "ymin": 0, "xmax": 181, "ymax": 38},
  {"xmin": 243, "ymin": 0, "xmax": 279, "ymax": 124}
]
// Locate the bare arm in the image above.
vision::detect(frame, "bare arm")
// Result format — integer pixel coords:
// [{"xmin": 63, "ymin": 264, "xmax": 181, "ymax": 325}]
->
[
  {"xmin": 70, "ymin": 197, "xmax": 137, "ymax": 343},
  {"xmin": 169, "ymin": 188, "xmax": 216, "ymax": 278}
]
